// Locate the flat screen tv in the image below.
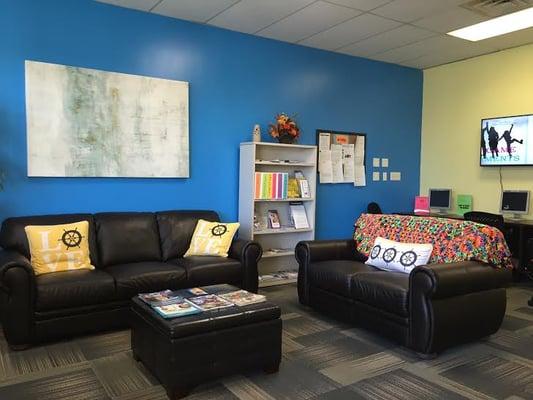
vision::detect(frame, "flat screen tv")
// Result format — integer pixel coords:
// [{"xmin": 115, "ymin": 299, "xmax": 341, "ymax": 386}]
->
[{"xmin": 480, "ymin": 114, "xmax": 533, "ymax": 166}]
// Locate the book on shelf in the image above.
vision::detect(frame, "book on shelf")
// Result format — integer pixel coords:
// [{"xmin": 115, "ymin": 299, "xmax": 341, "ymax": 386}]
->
[
  {"xmin": 287, "ymin": 178, "xmax": 300, "ymax": 198},
  {"xmin": 219, "ymin": 290, "xmax": 266, "ymax": 306},
  {"xmin": 153, "ymin": 298, "xmax": 202, "ymax": 319},
  {"xmin": 138, "ymin": 290, "xmax": 183, "ymax": 307},
  {"xmin": 254, "ymin": 172, "xmax": 289, "ymax": 200},
  {"xmin": 187, "ymin": 294, "xmax": 235, "ymax": 311},
  {"xmin": 294, "ymin": 170, "xmax": 311, "ymax": 198},
  {"xmin": 289, "ymin": 202, "xmax": 309, "ymax": 229}
]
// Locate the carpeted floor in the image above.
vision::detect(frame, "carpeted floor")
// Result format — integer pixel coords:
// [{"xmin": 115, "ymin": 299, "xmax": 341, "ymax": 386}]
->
[{"xmin": 0, "ymin": 283, "xmax": 532, "ymax": 400}]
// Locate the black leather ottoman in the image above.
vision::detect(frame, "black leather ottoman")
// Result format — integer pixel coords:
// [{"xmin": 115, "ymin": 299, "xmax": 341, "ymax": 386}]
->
[{"xmin": 130, "ymin": 284, "xmax": 282, "ymax": 399}]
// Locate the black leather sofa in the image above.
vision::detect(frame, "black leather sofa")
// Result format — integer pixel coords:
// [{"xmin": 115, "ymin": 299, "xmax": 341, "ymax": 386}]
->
[
  {"xmin": 296, "ymin": 239, "xmax": 512, "ymax": 356},
  {"xmin": 0, "ymin": 210, "xmax": 261, "ymax": 349}
]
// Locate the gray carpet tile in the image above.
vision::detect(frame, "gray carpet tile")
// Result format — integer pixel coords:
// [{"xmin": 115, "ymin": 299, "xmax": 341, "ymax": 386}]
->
[
  {"xmin": 0, "ymin": 283, "xmax": 531, "ymax": 399},
  {"xmin": 0, "ymin": 367, "xmax": 110, "ymax": 400}
]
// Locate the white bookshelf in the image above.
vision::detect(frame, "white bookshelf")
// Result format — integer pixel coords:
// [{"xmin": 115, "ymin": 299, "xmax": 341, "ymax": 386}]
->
[{"xmin": 239, "ymin": 142, "xmax": 317, "ymax": 287}]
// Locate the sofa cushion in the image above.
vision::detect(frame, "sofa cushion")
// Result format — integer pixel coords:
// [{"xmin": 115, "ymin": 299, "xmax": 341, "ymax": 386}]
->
[
  {"xmin": 156, "ymin": 210, "xmax": 220, "ymax": 261},
  {"xmin": 36, "ymin": 269, "xmax": 116, "ymax": 311},
  {"xmin": 307, "ymin": 260, "xmax": 378, "ymax": 298},
  {"xmin": 95, "ymin": 213, "xmax": 162, "ymax": 267},
  {"xmin": 351, "ymin": 272, "xmax": 409, "ymax": 317},
  {"xmin": 171, "ymin": 256, "xmax": 242, "ymax": 287},
  {"xmin": 106, "ymin": 262, "xmax": 186, "ymax": 299},
  {"xmin": 0, "ymin": 214, "xmax": 99, "ymax": 267}
]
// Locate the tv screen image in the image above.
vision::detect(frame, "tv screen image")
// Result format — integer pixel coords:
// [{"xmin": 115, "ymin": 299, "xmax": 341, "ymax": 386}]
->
[{"xmin": 480, "ymin": 114, "xmax": 533, "ymax": 166}]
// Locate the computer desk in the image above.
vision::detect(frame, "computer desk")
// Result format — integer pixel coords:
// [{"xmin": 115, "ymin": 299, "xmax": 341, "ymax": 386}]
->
[{"xmin": 397, "ymin": 212, "xmax": 533, "ymax": 272}]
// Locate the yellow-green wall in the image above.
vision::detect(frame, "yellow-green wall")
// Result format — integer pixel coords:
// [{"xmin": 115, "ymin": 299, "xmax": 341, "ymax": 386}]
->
[{"xmin": 420, "ymin": 43, "xmax": 533, "ymax": 217}]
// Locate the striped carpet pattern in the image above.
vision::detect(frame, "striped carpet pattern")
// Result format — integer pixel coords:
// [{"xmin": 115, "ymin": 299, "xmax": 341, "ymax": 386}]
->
[{"xmin": 0, "ymin": 284, "xmax": 531, "ymax": 400}]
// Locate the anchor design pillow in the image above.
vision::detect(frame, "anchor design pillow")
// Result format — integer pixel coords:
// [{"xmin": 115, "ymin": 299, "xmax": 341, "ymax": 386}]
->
[
  {"xmin": 25, "ymin": 221, "xmax": 94, "ymax": 275},
  {"xmin": 365, "ymin": 237, "xmax": 433, "ymax": 274},
  {"xmin": 184, "ymin": 219, "xmax": 240, "ymax": 258}
]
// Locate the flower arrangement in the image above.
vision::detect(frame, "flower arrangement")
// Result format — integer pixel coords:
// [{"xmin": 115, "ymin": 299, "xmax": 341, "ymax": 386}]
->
[{"xmin": 268, "ymin": 113, "xmax": 301, "ymax": 144}]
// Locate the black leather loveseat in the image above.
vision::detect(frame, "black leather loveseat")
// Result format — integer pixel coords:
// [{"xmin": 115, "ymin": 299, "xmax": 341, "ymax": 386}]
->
[
  {"xmin": 0, "ymin": 210, "xmax": 261, "ymax": 349},
  {"xmin": 296, "ymin": 239, "xmax": 512, "ymax": 356}
]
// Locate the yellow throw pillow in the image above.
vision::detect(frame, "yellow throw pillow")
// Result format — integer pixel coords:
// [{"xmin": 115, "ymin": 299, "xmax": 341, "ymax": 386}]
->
[
  {"xmin": 24, "ymin": 221, "xmax": 95, "ymax": 275},
  {"xmin": 184, "ymin": 220, "xmax": 239, "ymax": 258}
]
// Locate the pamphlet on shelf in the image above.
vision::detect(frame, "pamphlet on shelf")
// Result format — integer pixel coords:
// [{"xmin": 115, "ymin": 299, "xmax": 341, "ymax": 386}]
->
[
  {"xmin": 289, "ymin": 202, "xmax": 309, "ymax": 229},
  {"xmin": 187, "ymin": 294, "xmax": 234, "ymax": 311},
  {"xmin": 299, "ymin": 180, "xmax": 311, "ymax": 198},
  {"xmin": 267, "ymin": 210, "xmax": 281, "ymax": 228},
  {"xmin": 153, "ymin": 298, "xmax": 202, "ymax": 319},
  {"xmin": 219, "ymin": 290, "xmax": 266, "ymax": 306}
]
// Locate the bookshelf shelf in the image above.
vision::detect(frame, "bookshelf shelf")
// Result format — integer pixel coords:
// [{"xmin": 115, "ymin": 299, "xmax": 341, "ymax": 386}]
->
[
  {"xmin": 254, "ymin": 228, "xmax": 313, "ymax": 235},
  {"xmin": 254, "ymin": 197, "xmax": 314, "ymax": 203},
  {"xmin": 262, "ymin": 251, "xmax": 293, "ymax": 258},
  {"xmin": 239, "ymin": 142, "xmax": 317, "ymax": 285},
  {"xmin": 255, "ymin": 161, "xmax": 315, "ymax": 167}
]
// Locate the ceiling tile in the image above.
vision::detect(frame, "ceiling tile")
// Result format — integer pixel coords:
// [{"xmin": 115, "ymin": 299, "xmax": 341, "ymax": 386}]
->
[
  {"xmin": 412, "ymin": 7, "xmax": 488, "ymax": 33},
  {"xmin": 95, "ymin": 0, "xmax": 161, "ymax": 12},
  {"xmin": 369, "ymin": 34, "xmax": 497, "ymax": 64},
  {"xmin": 300, "ymin": 13, "xmax": 401, "ymax": 50},
  {"xmin": 372, "ymin": 0, "xmax": 465, "ymax": 23},
  {"xmin": 481, "ymin": 27, "xmax": 533, "ymax": 51},
  {"xmin": 256, "ymin": 1, "xmax": 361, "ymax": 43},
  {"xmin": 152, "ymin": 0, "xmax": 239, "ymax": 23},
  {"xmin": 208, "ymin": 0, "xmax": 315, "ymax": 34},
  {"xmin": 325, "ymin": 0, "xmax": 392, "ymax": 11},
  {"xmin": 339, "ymin": 24, "xmax": 437, "ymax": 57}
]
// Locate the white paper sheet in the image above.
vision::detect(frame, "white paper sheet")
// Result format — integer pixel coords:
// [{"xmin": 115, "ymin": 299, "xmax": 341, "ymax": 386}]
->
[
  {"xmin": 382, "ymin": 172, "xmax": 388, "ymax": 181},
  {"xmin": 381, "ymin": 158, "xmax": 389, "ymax": 168},
  {"xmin": 331, "ymin": 144, "xmax": 344, "ymax": 183},
  {"xmin": 372, "ymin": 157, "xmax": 380, "ymax": 168},
  {"xmin": 318, "ymin": 132, "xmax": 331, "ymax": 152},
  {"xmin": 354, "ymin": 165, "xmax": 366, "ymax": 187},
  {"xmin": 342, "ymin": 144, "xmax": 355, "ymax": 182},
  {"xmin": 319, "ymin": 150, "xmax": 333, "ymax": 183},
  {"xmin": 355, "ymin": 137, "xmax": 365, "ymax": 166},
  {"xmin": 372, "ymin": 171, "xmax": 380, "ymax": 181}
]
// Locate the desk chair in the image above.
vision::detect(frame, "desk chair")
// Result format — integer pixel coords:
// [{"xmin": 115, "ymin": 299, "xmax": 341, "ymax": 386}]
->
[
  {"xmin": 464, "ymin": 211, "xmax": 505, "ymax": 232},
  {"xmin": 367, "ymin": 202, "xmax": 382, "ymax": 214}
]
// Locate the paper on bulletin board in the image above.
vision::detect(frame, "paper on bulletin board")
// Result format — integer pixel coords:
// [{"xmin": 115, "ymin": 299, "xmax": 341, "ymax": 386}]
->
[
  {"xmin": 319, "ymin": 150, "xmax": 333, "ymax": 183},
  {"xmin": 342, "ymin": 144, "xmax": 355, "ymax": 182},
  {"xmin": 331, "ymin": 144, "xmax": 344, "ymax": 183},
  {"xmin": 354, "ymin": 136, "xmax": 366, "ymax": 187},
  {"xmin": 318, "ymin": 132, "xmax": 331, "ymax": 153}
]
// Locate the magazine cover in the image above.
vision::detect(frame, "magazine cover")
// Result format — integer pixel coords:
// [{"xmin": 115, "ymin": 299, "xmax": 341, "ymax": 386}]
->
[
  {"xmin": 187, "ymin": 294, "xmax": 234, "ymax": 311},
  {"xmin": 188, "ymin": 287, "xmax": 208, "ymax": 296},
  {"xmin": 220, "ymin": 290, "xmax": 266, "ymax": 306},
  {"xmin": 154, "ymin": 299, "xmax": 201, "ymax": 319},
  {"xmin": 138, "ymin": 290, "xmax": 182, "ymax": 307}
]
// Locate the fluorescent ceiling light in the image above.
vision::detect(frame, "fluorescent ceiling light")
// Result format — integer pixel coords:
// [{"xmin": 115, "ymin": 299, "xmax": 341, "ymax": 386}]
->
[{"xmin": 448, "ymin": 7, "xmax": 533, "ymax": 41}]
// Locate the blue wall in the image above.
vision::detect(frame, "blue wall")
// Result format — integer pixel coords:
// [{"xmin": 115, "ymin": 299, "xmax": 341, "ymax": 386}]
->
[{"xmin": 0, "ymin": 0, "xmax": 423, "ymax": 239}]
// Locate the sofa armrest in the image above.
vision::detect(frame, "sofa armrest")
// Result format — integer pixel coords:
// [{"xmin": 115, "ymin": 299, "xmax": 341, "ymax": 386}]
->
[
  {"xmin": 228, "ymin": 238, "xmax": 262, "ymax": 293},
  {"xmin": 0, "ymin": 250, "xmax": 36, "ymax": 347},
  {"xmin": 409, "ymin": 261, "xmax": 511, "ymax": 355},
  {"xmin": 295, "ymin": 239, "xmax": 367, "ymax": 305},
  {"xmin": 410, "ymin": 261, "xmax": 512, "ymax": 300}
]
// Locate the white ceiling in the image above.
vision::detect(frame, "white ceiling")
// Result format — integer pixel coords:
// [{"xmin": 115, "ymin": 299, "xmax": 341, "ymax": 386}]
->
[{"xmin": 95, "ymin": 0, "xmax": 533, "ymax": 69}]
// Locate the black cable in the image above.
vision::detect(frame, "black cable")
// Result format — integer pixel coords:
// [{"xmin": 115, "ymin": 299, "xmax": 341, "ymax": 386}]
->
[{"xmin": 499, "ymin": 166, "xmax": 503, "ymax": 196}]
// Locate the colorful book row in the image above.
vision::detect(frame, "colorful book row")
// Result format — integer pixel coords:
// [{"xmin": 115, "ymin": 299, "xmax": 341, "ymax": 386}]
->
[{"xmin": 254, "ymin": 172, "xmax": 289, "ymax": 199}]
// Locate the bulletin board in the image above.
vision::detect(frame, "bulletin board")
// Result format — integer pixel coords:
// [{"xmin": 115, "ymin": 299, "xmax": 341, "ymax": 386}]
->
[{"xmin": 316, "ymin": 129, "xmax": 366, "ymax": 186}]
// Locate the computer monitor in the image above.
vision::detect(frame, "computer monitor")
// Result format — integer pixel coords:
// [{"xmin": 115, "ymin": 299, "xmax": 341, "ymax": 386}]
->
[
  {"xmin": 500, "ymin": 190, "xmax": 530, "ymax": 218},
  {"xmin": 429, "ymin": 189, "xmax": 451, "ymax": 212}
]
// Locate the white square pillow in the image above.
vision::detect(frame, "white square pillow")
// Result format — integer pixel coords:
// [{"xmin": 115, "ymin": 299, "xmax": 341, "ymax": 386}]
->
[{"xmin": 365, "ymin": 237, "xmax": 433, "ymax": 274}]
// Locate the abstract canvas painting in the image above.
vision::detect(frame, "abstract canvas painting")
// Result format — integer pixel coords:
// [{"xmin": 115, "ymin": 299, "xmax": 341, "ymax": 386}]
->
[{"xmin": 25, "ymin": 60, "xmax": 189, "ymax": 177}]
